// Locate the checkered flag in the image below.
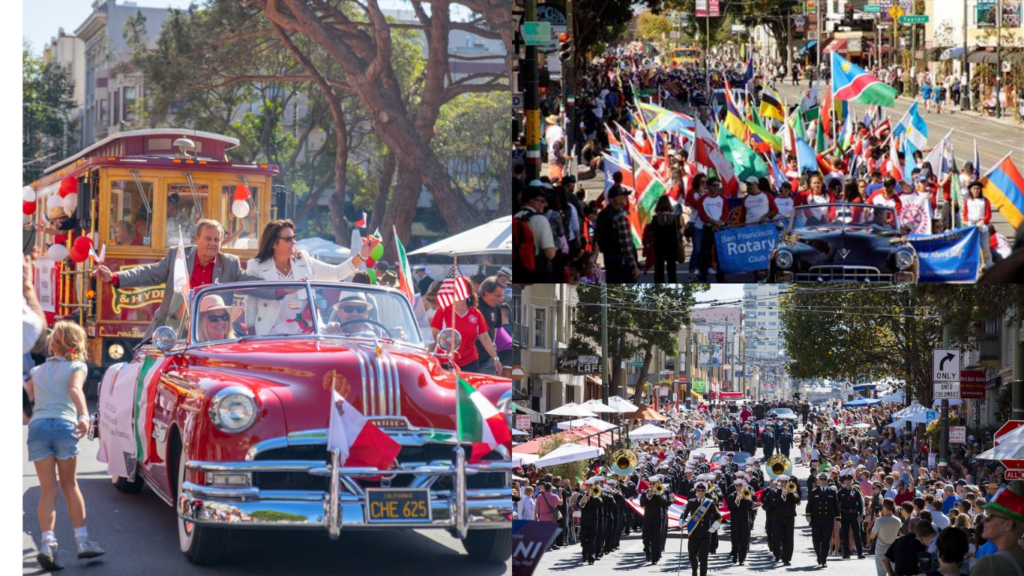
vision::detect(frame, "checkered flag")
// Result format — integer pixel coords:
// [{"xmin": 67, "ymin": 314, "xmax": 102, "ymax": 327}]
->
[{"xmin": 436, "ymin": 266, "xmax": 470, "ymax": 309}]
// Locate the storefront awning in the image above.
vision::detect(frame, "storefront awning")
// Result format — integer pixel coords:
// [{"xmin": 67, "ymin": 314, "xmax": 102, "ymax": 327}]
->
[
  {"xmin": 798, "ymin": 40, "xmax": 818, "ymax": 56},
  {"xmin": 939, "ymin": 46, "xmax": 965, "ymax": 61},
  {"xmin": 823, "ymin": 39, "xmax": 847, "ymax": 53},
  {"xmin": 968, "ymin": 49, "xmax": 999, "ymax": 64},
  {"xmin": 513, "ymin": 402, "xmax": 544, "ymax": 423}
]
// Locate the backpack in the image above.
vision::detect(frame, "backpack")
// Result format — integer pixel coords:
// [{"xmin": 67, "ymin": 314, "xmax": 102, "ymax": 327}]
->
[{"xmin": 513, "ymin": 211, "xmax": 539, "ymax": 274}]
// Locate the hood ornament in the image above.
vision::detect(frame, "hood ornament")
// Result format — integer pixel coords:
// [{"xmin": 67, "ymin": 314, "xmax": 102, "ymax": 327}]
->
[{"xmin": 838, "ymin": 248, "xmax": 851, "ymax": 260}]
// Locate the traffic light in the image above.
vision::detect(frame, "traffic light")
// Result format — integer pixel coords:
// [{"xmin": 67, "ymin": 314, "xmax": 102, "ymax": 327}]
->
[
  {"xmin": 558, "ymin": 32, "xmax": 573, "ymax": 63},
  {"xmin": 844, "ymin": 3, "xmax": 854, "ymax": 25}
]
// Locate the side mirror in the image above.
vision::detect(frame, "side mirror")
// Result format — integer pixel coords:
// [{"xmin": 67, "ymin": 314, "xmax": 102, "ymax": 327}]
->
[
  {"xmin": 775, "ymin": 222, "xmax": 785, "ymax": 232},
  {"xmin": 436, "ymin": 328, "xmax": 462, "ymax": 353},
  {"xmin": 153, "ymin": 326, "xmax": 178, "ymax": 352}
]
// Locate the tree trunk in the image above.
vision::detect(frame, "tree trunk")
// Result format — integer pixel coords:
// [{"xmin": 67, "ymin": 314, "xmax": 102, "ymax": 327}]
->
[
  {"xmin": 369, "ymin": 150, "xmax": 396, "ymax": 232},
  {"xmin": 327, "ymin": 103, "xmax": 349, "ymax": 246},
  {"xmin": 631, "ymin": 350, "xmax": 654, "ymax": 407},
  {"xmin": 498, "ymin": 159, "xmax": 513, "ymax": 216},
  {"xmin": 379, "ymin": 163, "xmax": 421, "ymax": 263}
]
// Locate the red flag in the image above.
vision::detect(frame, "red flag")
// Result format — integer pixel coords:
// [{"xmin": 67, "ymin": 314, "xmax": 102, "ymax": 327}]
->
[{"xmin": 355, "ymin": 212, "xmax": 367, "ymax": 228}]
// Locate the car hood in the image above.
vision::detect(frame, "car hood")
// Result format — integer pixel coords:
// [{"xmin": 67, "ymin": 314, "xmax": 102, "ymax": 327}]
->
[
  {"xmin": 784, "ymin": 230, "xmax": 904, "ymax": 266},
  {"xmin": 183, "ymin": 339, "xmax": 509, "ymax": 436}
]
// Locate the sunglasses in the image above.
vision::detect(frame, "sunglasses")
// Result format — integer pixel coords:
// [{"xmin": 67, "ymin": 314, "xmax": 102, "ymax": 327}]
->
[
  {"xmin": 205, "ymin": 313, "xmax": 231, "ymax": 323},
  {"xmin": 339, "ymin": 304, "xmax": 368, "ymax": 314},
  {"xmin": 277, "ymin": 234, "xmax": 297, "ymax": 243}
]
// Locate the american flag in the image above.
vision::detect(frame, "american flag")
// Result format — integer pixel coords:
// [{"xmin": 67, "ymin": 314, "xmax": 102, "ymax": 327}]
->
[{"xmin": 436, "ymin": 266, "xmax": 470, "ymax": 309}]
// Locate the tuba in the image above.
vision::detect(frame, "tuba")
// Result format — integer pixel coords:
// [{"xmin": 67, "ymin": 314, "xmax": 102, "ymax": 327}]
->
[
  {"xmin": 766, "ymin": 454, "xmax": 793, "ymax": 479},
  {"xmin": 610, "ymin": 449, "xmax": 637, "ymax": 477}
]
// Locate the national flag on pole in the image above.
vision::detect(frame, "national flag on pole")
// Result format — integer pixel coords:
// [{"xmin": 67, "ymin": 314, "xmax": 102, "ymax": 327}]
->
[
  {"xmin": 922, "ymin": 129, "xmax": 954, "ymax": 181},
  {"xmin": 766, "ymin": 152, "xmax": 787, "ymax": 191},
  {"xmin": 871, "ymin": 117, "xmax": 891, "ymax": 140},
  {"xmin": 973, "ymin": 139, "xmax": 981, "ymax": 181},
  {"xmin": 795, "ymin": 133, "xmax": 819, "ymax": 175},
  {"xmin": 392, "ymin": 228, "xmax": 415, "ymax": 303},
  {"xmin": 622, "ymin": 139, "xmax": 670, "ymax": 226},
  {"xmin": 693, "ymin": 117, "xmax": 739, "ymax": 197},
  {"xmin": 173, "ymin": 233, "xmax": 189, "ymax": 296},
  {"xmin": 888, "ymin": 134, "xmax": 904, "ymax": 182},
  {"xmin": 722, "ymin": 80, "xmax": 749, "ymax": 143},
  {"xmin": 760, "ymin": 89, "xmax": 786, "ymax": 123},
  {"xmin": 457, "ymin": 376, "xmax": 512, "ymax": 463},
  {"xmin": 980, "ymin": 153, "xmax": 1024, "ymax": 229},
  {"xmin": 355, "ymin": 212, "xmax": 367, "ymax": 228},
  {"xmin": 903, "ymin": 138, "xmax": 918, "ymax": 185},
  {"xmin": 950, "ymin": 167, "xmax": 964, "ymax": 228},
  {"xmin": 831, "ymin": 52, "xmax": 898, "ymax": 107},
  {"xmin": 134, "ymin": 355, "xmax": 171, "ymax": 466},
  {"xmin": 821, "ymin": 83, "xmax": 834, "ymax": 137},
  {"xmin": 327, "ymin": 387, "xmax": 402, "ymax": 470},
  {"xmin": 89, "ymin": 244, "xmax": 104, "ymax": 264},
  {"xmin": 893, "ymin": 101, "xmax": 928, "ymax": 152},
  {"xmin": 436, "ymin": 265, "xmax": 471, "ymax": 309},
  {"xmin": 717, "ymin": 124, "xmax": 769, "ymax": 182},
  {"xmin": 838, "ymin": 112, "xmax": 855, "ymax": 153}
]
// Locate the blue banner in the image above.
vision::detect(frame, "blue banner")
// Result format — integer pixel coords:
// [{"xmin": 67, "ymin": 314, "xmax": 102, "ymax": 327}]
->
[
  {"xmin": 513, "ymin": 520, "xmax": 562, "ymax": 576},
  {"xmin": 714, "ymin": 222, "xmax": 780, "ymax": 274},
  {"xmin": 909, "ymin": 225, "xmax": 981, "ymax": 283}
]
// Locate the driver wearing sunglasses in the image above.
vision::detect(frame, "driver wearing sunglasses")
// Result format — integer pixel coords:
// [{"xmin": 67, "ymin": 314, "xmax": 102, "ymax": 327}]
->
[{"xmin": 323, "ymin": 294, "xmax": 374, "ymax": 336}]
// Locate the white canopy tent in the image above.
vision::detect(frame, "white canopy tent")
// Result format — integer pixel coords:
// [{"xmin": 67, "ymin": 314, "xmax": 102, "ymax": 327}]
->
[
  {"xmin": 879, "ymin": 390, "xmax": 905, "ymax": 403},
  {"xmin": 607, "ymin": 396, "xmax": 640, "ymax": 414},
  {"xmin": 629, "ymin": 424, "xmax": 674, "ymax": 440},
  {"xmin": 512, "ymin": 452, "xmax": 540, "ymax": 466},
  {"xmin": 544, "ymin": 403, "xmax": 599, "ymax": 418},
  {"xmin": 511, "ymin": 428, "xmax": 529, "ymax": 436},
  {"xmin": 556, "ymin": 417, "xmax": 618, "ymax": 431},
  {"xmin": 977, "ymin": 426, "xmax": 1024, "ymax": 461},
  {"xmin": 893, "ymin": 404, "xmax": 930, "ymax": 419},
  {"xmin": 580, "ymin": 399, "xmax": 619, "ymax": 413},
  {"xmin": 408, "ymin": 215, "xmax": 510, "ymax": 256},
  {"xmin": 532, "ymin": 443, "xmax": 603, "ymax": 468}
]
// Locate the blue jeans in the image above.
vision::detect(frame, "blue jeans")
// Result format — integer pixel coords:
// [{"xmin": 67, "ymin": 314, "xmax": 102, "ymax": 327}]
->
[
  {"xmin": 27, "ymin": 418, "xmax": 80, "ymax": 461},
  {"xmin": 689, "ymin": 228, "xmax": 703, "ymax": 273}
]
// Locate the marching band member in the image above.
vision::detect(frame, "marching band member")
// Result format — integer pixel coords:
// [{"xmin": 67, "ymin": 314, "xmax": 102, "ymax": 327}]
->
[
  {"xmin": 774, "ymin": 474, "xmax": 801, "ymax": 566},
  {"xmin": 763, "ymin": 476, "xmax": 781, "ymax": 560},
  {"xmin": 806, "ymin": 471, "xmax": 841, "ymax": 568},
  {"xmin": 838, "ymin": 473, "xmax": 866, "ymax": 559},
  {"xmin": 726, "ymin": 478, "xmax": 754, "ymax": 565},
  {"xmin": 639, "ymin": 474, "xmax": 671, "ymax": 565},
  {"xmin": 681, "ymin": 481, "xmax": 721, "ymax": 576},
  {"xmin": 578, "ymin": 477, "xmax": 602, "ymax": 565}
]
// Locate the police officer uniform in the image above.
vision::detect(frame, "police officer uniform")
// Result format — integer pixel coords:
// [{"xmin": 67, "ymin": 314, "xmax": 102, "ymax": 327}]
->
[
  {"xmin": 726, "ymin": 479, "xmax": 754, "ymax": 565},
  {"xmin": 640, "ymin": 475, "xmax": 671, "ymax": 564},
  {"xmin": 779, "ymin": 425, "xmax": 793, "ymax": 458},
  {"xmin": 761, "ymin": 422, "xmax": 775, "ymax": 457},
  {"xmin": 837, "ymin": 475, "xmax": 865, "ymax": 559},
  {"xmin": 805, "ymin": 472, "xmax": 840, "ymax": 567},
  {"xmin": 682, "ymin": 482, "xmax": 722, "ymax": 576},
  {"xmin": 773, "ymin": 474, "xmax": 801, "ymax": 565}
]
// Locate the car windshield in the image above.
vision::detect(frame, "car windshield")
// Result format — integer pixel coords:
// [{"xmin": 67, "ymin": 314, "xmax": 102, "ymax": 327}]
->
[
  {"xmin": 773, "ymin": 409, "xmax": 794, "ymax": 415},
  {"xmin": 711, "ymin": 452, "xmax": 750, "ymax": 465},
  {"xmin": 189, "ymin": 282, "xmax": 423, "ymax": 346},
  {"xmin": 790, "ymin": 203, "xmax": 898, "ymax": 231}
]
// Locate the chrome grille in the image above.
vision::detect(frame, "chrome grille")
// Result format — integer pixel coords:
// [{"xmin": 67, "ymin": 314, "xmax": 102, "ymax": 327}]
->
[
  {"xmin": 795, "ymin": 266, "xmax": 893, "ymax": 283},
  {"xmin": 350, "ymin": 346, "xmax": 400, "ymax": 416}
]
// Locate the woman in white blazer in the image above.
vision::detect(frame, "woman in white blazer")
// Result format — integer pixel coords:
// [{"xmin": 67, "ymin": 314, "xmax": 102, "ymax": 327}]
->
[{"xmin": 244, "ymin": 220, "xmax": 380, "ymax": 336}]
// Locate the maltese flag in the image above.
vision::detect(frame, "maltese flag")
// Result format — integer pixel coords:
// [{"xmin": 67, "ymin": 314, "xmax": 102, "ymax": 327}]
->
[{"xmin": 327, "ymin": 387, "xmax": 401, "ymax": 470}]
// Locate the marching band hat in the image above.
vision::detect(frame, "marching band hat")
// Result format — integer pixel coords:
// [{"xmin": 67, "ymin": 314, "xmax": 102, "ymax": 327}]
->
[
  {"xmin": 777, "ymin": 475, "xmax": 789, "ymax": 482},
  {"xmin": 695, "ymin": 482, "xmax": 708, "ymax": 490},
  {"xmin": 589, "ymin": 476, "xmax": 606, "ymax": 484},
  {"xmin": 648, "ymin": 475, "xmax": 663, "ymax": 483},
  {"xmin": 817, "ymin": 472, "xmax": 829, "ymax": 480},
  {"xmin": 606, "ymin": 479, "xmax": 618, "ymax": 486},
  {"xmin": 659, "ymin": 462, "xmax": 670, "ymax": 470},
  {"xmin": 734, "ymin": 479, "xmax": 745, "ymax": 485}
]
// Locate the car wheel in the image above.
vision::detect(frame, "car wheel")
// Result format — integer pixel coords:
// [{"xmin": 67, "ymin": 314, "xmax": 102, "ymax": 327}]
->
[
  {"xmin": 112, "ymin": 474, "xmax": 145, "ymax": 494},
  {"xmin": 461, "ymin": 528, "xmax": 512, "ymax": 563},
  {"xmin": 177, "ymin": 445, "xmax": 228, "ymax": 565}
]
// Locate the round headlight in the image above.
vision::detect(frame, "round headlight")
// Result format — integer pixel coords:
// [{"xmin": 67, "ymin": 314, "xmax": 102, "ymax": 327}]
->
[
  {"xmin": 895, "ymin": 250, "xmax": 914, "ymax": 270},
  {"xmin": 209, "ymin": 388, "xmax": 258, "ymax": 433},
  {"xmin": 775, "ymin": 250, "xmax": 794, "ymax": 270},
  {"xmin": 108, "ymin": 343, "xmax": 125, "ymax": 360}
]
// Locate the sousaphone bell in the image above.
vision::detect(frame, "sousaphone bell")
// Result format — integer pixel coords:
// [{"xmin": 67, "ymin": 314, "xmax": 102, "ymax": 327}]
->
[
  {"xmin": 610, "ymin": 448, "xmax": 637, "ymax": 477},
  {"xmin": 766, "ymin": 454, "xmax": 793, "ymax": 479}
]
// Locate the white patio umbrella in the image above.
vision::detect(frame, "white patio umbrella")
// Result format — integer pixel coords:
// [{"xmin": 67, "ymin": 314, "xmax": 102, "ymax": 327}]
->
[
  {"xmin": 607, "ymin": 396, "xmax": 640, "ymax": 414},
  {"xmin": 557, "ymin": 417, "xmax": 618, "ymax": 431},
  {"xmin": 580, "ymin": 399, "xmax": 618, "ymax": 413},
  {"xmin": 511, "ymin": 428, "xmax": 529, "ymax": 436},
  {"xmin": 512, "ymin": 452, "xmax": 540, "ymax": 466},
  {"xmin": 629, "ymin": 423, "xmax": 674, "ymax": 440},
  {"xmin": 545, "ymin": 402, "xmax": 599, "ymax": 418},
  {"xmin": 533, "ymin": 443, "xmax": 602, "ymax": 468},
  {"xmin": 408, "ymin": 215, "xmax": 511, "ymax": 256}
]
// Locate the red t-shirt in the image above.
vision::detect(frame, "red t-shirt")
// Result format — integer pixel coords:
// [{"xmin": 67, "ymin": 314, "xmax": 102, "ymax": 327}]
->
[
  {"xmin": 431, "ymin": 306, "xmax": 488, "ymax": 367},
  {"xmin": 113, "ymin": 253, "xmax": 216, "ymax": 288}
]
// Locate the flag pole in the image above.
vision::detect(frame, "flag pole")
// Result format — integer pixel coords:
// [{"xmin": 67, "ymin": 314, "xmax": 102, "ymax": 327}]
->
[{"xmin": 451, "ymin": 256, "xmax": 468, "ymax": 540}]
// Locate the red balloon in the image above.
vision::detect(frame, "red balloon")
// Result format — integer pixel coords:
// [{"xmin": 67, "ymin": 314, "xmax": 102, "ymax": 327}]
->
[
  {"xmin": 73, "ymin": 236, "xmax": 93, "ymax": 254},
  {"xmin": 59, "ymin": 176, "xmax": 78, "ymax": 198},
  {"xmin": 365, "ymin": 257, "xmax": 376, "ymax": 268},
  {"xmin": 22, "ymin": 201, "xmax": 36, "ymax": 215},
  {"xmin": 69, "ymin": 248, "xmax": 88, "ymax": 263}
]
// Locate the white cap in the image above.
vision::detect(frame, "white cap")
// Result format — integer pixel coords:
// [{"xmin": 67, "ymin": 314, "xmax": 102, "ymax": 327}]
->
[
  {"xmin": 777, "ymin": 475, "xmax": 789, "ymax": 482},
  {"xmin": 695, "ymin": 482, "xmax": 708, "ymax": 490},
  {"xmin": 648, "ymin": 475, "xmax": 663, "ymax": 483},
  {"xmin": 589, "ymin": 475, "xmax": 606, "ymax": 484},
  {"xmin": 734, "ymin": 479, "xmax": 745, "ymax": 485}
]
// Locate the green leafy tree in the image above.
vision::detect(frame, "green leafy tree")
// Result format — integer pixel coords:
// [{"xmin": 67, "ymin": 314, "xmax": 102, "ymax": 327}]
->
[
  {"xmin": 23, "ymin": 45, "xmax": 79, "ymax": 185},
  {"xmin": 567, "ymin": 284, "xmax": 708, "ymax": 406},
  {"xmin": 636, "ymin": 11, "xmax": 673, "ymax": 45}
]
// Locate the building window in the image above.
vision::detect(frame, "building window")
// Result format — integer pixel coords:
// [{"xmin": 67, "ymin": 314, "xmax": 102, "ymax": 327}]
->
[
  {"xmin": 533, "ymin": 307, "xmax": 547, "ymax": 349},
  {"xmin": 566, "ymin": 387, "xmax": 575, "ymax": 403},
  {"xmin": 759, "ymin": 301, "xmax": 767, "ymax": 306},
  {"xmin": 123, "ymin": 86, "xmax": 136, "ymax": 122},
  {"xmin": 112, "ymin": 92, "xmax": 119, "ymax": 126},
  {"xmin": 758, "ymin": 311, "xmax": 765, "ymax": 316},
  {"xmin": 769, "ymin": 322, "xmax": 777, "ymax": 326}
]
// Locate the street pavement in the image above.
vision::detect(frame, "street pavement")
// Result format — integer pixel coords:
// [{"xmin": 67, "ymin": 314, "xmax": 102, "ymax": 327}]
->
[
  {"xmin": 530, "ymin": 436, "xmax": 878, "ymax": 576},
  {"xmin": 21, "ymin": 398, "xmax": 511, "ymax": 575}
]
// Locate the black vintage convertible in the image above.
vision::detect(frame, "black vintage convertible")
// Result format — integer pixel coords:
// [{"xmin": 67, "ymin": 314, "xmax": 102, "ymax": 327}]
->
[{"xmin": 767, "ymin": 203, "xmax": 918, "ymax": 283}]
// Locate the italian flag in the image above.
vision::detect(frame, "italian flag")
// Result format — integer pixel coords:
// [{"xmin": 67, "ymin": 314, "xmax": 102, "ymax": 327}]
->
[
  {"xmin": 134, "ymin": 355, "xmax": 170, "ymax": 466},
  {"xmin": 457, "ymin": 377, "xmax": 512, "ymax": 464},
  {"xmin": 327, "ymin": 388, "xmax": 402, "ymax": 470},
  {"xmin": 393, "ymin": 227, "xmax": 415, "ymax": 303}
]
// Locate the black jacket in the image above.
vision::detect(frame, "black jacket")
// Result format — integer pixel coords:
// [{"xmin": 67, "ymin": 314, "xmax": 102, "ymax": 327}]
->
[
  {"xmin": 805, "ymin": 486, "xmax": 840, "ymax": 526},
  {"xmin": 682, "ymin": 497, "xmax": 722, "ymax": 539}
]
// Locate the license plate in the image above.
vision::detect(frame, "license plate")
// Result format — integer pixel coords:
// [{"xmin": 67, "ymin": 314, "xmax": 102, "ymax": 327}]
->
[{"xmin": 365, "ymin": 489, "xmax": 432, "ymax": 523}]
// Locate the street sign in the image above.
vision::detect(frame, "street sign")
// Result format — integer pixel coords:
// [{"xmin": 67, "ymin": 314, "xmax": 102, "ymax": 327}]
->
[
  {"xmin": 934, "ymin": 382, "xmax": 961, "ymax": 399},
  {"xmin": 516, "ymin": 414, "xmax": 531, "ymax": 430},
  {"xmin": 631, "ymin": 361, "xmax": 644, "ymax": 367},
  {"xmin": 899, "ymin": 15, "xmax": 929, "ymax": 24},
  {"xmin": 521, "ymin": 22, "xmax": 552, "ymax": 46},
  {"xmin": 1007, "ymin": 470, "xmax": 1024, "ymax": 480},
  {"xmin": 995, "ymin": 420, "xmax": 1024, "ymax": 447},
  {"xmin": 961, "ymin": 370, "xmax": 986, "ymax": 399},
  {"xmin": 924, "ymin": 409, "xmax": 939, "ymax": 423},
  {"xmin": 708, "ymin": 0, "xmax": 720, "ymax": 17},
  {"xmin": 950, "ymin": 426, "xmax": 966, "ymax": 443},
  {"xmin": 932, "ymin": 349, "xmax": 960, "ymax": 382},
  {"xmin": 512, "ymin": 93, "xmax": 524, "ymax": 111},
  {"xmin": 888, "ymin": 4, "xmax": 905, "ymax": 21},
  {"xmin": 863, "ymin": 4, "xmax": 881, "ymax": 12},
  {"xmin": 510, "ymin": 365, "xmax": 526, "ymax": 380},
  {"xmin": 695, "ymin": 0, "xmax": 707, "ymax": 17}
]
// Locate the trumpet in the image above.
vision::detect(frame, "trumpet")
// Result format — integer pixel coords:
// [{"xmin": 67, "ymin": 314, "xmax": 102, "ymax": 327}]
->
[
  {"xmin": 742, "ymin": 487, "xmax": 753, "ymax": 499},
  {"xmin": 652, "ymin": 482, "xmax": 665, "ymax": 496},
  {"xmin": 787, "ymin": 481, "xmax": 798, "ymax": 494},
  {"xmin": 589, "ymin": 485, "xmax": 602, "ymax": 498}
]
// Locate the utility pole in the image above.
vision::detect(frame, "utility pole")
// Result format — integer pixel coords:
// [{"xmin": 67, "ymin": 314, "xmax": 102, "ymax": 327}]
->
[
  {"xmin": 675, "ymin": 330, "xmax": 682, "ymax": 414},
  {"xmin": 939, "ymin": 318, "xmax": 951, "ymax": 474},
  {"xmin": 1012, "ymin": 308, "xmax": 1024, "ymax": 495},
  {"xmin": 961, "ymin": 0, "xmax": 970, "ymax": 110},
  {"xmin": 601, "ymin": 283, "xmax": 609, "ymax": 403},
  {"xmin": 564, "ymin": 0, "xmax": 576, "ymax": 161},
  {"xmin": 996, "ymin": 0, "xmax": 1004, "ymax": 118},
  {"xmin": 523, "ymin": 0, "xmax": 541, "ymax": 181},
  {"xmin": 815, "ymin": 0, "xmax": 821, "ymax": 92}
]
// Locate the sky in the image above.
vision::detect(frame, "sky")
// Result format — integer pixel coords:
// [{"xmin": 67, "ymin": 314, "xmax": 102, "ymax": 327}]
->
[{"xmin": 694, "ymin": 284, "xmax": 745, "ymax": 305}]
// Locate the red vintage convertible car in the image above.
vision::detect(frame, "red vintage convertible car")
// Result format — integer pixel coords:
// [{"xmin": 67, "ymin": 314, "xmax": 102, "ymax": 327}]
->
[{"xmin": 89, "ymin": 281, "xmax": 514, "ymax": 565}]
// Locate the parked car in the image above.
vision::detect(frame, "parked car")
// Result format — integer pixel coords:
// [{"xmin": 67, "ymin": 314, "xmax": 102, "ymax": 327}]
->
[
  {"xmin": 709, "ymin": 451, "xmax": 753, "ymax": 471},
  {"xmin": 769, "ymin": 408, "xmax": 799, "ymax": 421},
  {"xmin": 768, "ymin": 203, "xmax": 918, "ymax": 284},
  {"xmin": 90, "ymin": 281, "xmax": 514, "ymax": 565}
]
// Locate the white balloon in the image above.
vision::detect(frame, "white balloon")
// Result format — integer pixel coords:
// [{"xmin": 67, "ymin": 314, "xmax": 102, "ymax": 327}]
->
[
  {"xmin": 46, "ymin": 193, "xmax": 61, "ymax": 210},
  {"xmin": 62, "ymin": 193, "xmax": 78, "ymax": 216},
  {"xmin": 232, "ymin": 199, "xmax": 250, "ymax": 219},
  {"xmin": 22, "ymin": 186, "xmax": 36, "ymax": 203},
  {"xmin": 47, "ymin": 244, "xmax": 69, "ymax": 261}
]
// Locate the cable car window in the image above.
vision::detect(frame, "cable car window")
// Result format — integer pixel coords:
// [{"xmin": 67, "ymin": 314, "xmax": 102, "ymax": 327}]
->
[
  {"xmin": 221, "ymin": 184, "xmax": 259, "ymax": 250},
  {"xmin": 165, "ymin": 182, "xmax": 209, "ymax": 246},
  {"xmin": 109, "ymin": 180, "xmax": 154, "ymax": 247}
]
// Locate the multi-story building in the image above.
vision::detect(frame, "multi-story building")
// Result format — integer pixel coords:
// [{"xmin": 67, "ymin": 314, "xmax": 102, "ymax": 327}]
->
[
  {"xmin": 742, "ymin": 284, "xmax": 787, "ymax": 359},
  {"xmin": 42, "ymin": 28, "xmax": 86, "ymax": 135}
]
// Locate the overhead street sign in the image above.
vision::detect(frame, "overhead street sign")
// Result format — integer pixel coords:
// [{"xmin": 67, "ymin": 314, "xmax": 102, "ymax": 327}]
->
[
  {"xmin": 632, "ymin": 361, "xmax": 644, "ymax": 367},
  {"xmin": 932, "ymin": 349, "xmax": 960, "ymax": 382},
  {"xmin": 863, "ymin": 4, "xmax": 881, "ymax": 12},
  {"xmin": 521, "ymin": 22, "xmax": 552, "ymax": 46},
  {"xmin": 934, "ymin": 382, "xmax": 961, "ymax": 399},
  {"xmin": 899, "ymin": 15, "xmax": 929, "ymax": 24}
]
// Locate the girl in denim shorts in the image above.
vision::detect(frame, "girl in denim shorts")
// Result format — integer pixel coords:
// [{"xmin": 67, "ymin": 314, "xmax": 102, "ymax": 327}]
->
[{"xmin": 25, "ymin": 321, "xmax": 104, "ymax": 569}]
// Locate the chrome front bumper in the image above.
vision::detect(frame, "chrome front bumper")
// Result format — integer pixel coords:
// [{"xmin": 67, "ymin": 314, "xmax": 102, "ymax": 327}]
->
[{"xmin": 178, "ymin": 449, "xmax": 515, "ymax": 538}]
